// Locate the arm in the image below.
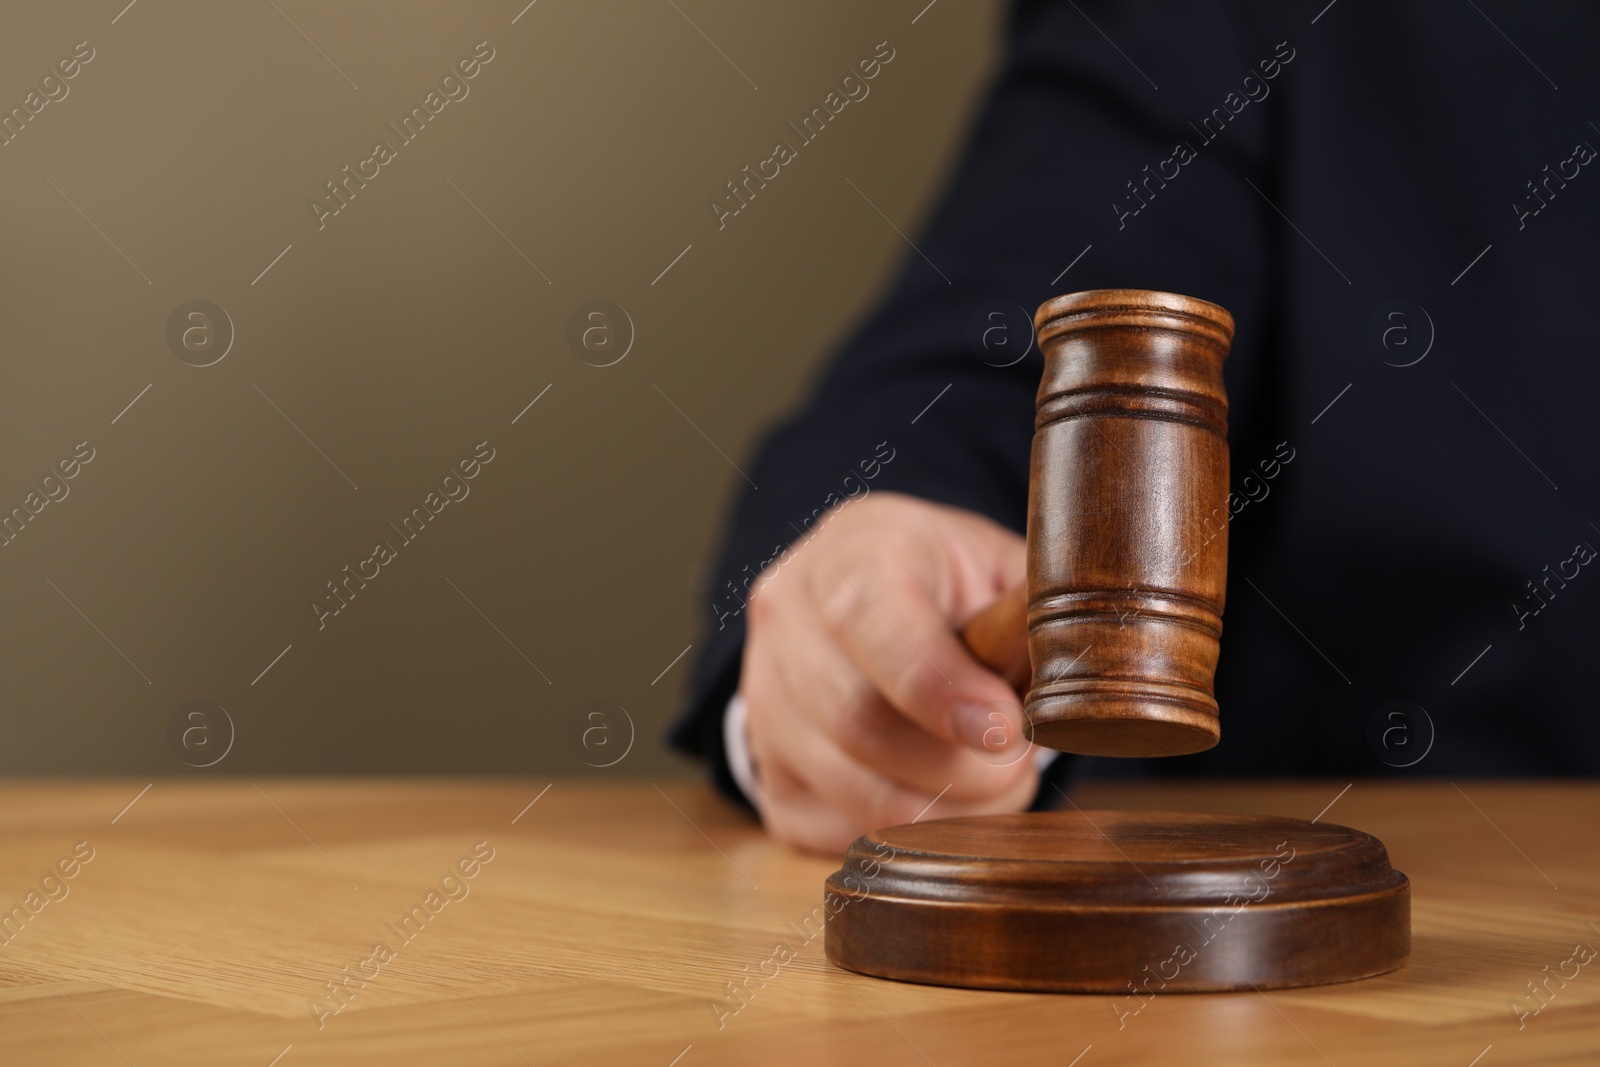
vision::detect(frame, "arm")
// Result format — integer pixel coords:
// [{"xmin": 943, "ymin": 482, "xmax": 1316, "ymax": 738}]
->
[{"xmin": 672, "ymin": 0, "xmax": 1278, "ymax": 842}]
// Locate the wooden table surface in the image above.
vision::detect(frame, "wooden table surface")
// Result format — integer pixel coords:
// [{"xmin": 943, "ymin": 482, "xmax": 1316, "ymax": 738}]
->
[{"xmin": 1, "ymin": 778, "xmax": 1596, "ymax": 1066}]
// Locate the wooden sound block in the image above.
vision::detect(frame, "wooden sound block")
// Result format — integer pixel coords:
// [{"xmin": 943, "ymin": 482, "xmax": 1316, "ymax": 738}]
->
[{"xmin": 824, "ymin": 810, "xmax": 1409, "ymax": 993}]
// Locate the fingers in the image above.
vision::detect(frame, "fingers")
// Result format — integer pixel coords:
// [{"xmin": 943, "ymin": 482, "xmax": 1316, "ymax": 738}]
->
[
  {"xmin": 744, "ymin": 594, "xmax": 1038, "ymax": 852},
  {"xmin": 755, "ymin": 761, "xmax": 866, "ymax": 854},
  {"xmin": 761, "ymin": 592, "xmax": 1035, "ymax": 801},
  {"xmin": 938, "ymin": 504, "xmax": 1028, "ymax": 607},
  {"xmin": 756, "ymin": 731, "xmax": 1042, "ymax": 854},
  {"xmin": 817, "ymin": 566, "xmax": 1027, "ymax": 758},
  {"xmin": 743, "ymin": 630, "xmax": 929, "ymax": 852},
  {"xmin": 761, "ymin": 704, "xmax": 940, "ymax": 837},
  {"xmin": 738, "ymin": 493, "xmax": 1039, "ymax": 852}
]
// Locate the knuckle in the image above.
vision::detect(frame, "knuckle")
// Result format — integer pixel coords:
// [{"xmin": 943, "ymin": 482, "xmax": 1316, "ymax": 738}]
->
[
  {"xmin": 746, "ymin": 586, "xmax": 779, "ymax": 630},
  {"xmin": 814, "ymin": 574, "xmax": 863, "ymax": 635}
]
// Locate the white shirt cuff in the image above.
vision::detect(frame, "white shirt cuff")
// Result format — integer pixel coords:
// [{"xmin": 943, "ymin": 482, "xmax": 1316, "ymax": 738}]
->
[{"xmin": 723, "ymin": 691, "xmax": 763, "ymax": 808}]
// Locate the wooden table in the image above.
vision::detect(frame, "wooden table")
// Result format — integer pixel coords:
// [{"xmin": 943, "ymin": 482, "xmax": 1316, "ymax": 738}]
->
[{"xmin": 1, "ymin": 779, "xmax": 1596, "ymax": 1065}]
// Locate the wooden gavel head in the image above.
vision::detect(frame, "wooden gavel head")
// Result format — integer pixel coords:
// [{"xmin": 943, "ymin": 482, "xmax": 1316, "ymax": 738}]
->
[{"xmin": 964, "ymin": 289, "xmax": 1234, "ymax": 759}]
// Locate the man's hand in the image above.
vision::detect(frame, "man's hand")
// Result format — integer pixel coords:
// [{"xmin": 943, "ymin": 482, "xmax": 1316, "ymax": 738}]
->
[{"xmin": 740, "ymin": 492, "xmax": 1039, "ymax": 853}]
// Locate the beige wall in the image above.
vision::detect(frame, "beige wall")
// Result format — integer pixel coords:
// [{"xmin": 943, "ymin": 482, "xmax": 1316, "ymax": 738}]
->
[{"xmin": 0, "ymin": 0, "xmax": 1004, "ymax": 777}]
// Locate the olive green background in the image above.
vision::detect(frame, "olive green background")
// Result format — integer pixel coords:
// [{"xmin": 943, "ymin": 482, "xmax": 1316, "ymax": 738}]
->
[{"xmin": 0, "ymin": 0, "xmax": 1004, "ymax": 776}]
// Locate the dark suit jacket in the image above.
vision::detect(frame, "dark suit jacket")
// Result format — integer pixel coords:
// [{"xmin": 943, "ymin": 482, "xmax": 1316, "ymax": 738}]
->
[{"xmin": 671, "ymin": 0, "xmax": 1600, "ymax": 806}]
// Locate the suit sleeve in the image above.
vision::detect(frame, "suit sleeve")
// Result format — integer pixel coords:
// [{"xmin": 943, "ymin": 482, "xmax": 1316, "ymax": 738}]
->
[{"xmin": 669, "ymin": 0, "xmax": 1283, "ymax": 804}]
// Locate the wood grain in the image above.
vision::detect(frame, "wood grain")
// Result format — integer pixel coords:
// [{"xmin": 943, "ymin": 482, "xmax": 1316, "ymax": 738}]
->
[
  {"xmin": 1023, "ymin": 288, "xmax": 1235, "ymax": 757},
  {"xmin": 958, "ymin": 290, "xmax": 1237, "ymax": 759},
  {"xmin": 825, "ymin": 810, "xmax": 1410, "ymax": 992},
  {"xmin": 0, "ymin": 779, "xmax": 1595, "ymax": 1065}
]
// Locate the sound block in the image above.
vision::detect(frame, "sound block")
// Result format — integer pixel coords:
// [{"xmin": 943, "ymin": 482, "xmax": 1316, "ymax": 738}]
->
[{"xmin": 824, "ymin": 810, "xmax": 1409, "ymax": 993}]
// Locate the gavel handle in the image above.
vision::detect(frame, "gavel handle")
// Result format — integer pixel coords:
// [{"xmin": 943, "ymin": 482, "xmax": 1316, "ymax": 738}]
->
[{"xmin": 958, "ymin": 581, "xmax": 1030, "ymax": 695}]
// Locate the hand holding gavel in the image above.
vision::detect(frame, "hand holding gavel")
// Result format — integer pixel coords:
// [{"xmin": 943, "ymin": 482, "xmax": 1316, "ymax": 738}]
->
[
  {"xmin": 743, "ymin": 290, "xmax": 1234, "ymax": 853},
  {"xmin": 739, "ymin": 492, "xmax": 1039, "ymax": 854}
]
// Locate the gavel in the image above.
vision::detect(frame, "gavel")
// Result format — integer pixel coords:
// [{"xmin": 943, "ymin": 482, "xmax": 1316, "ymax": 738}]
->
[
  {"xmin": 824, "ymin": 288, "xmax": 1409, "ymax": 994},
  {"xmin": 959, "ymin": 288, "xmax": 1233, "ymax": 759}
]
